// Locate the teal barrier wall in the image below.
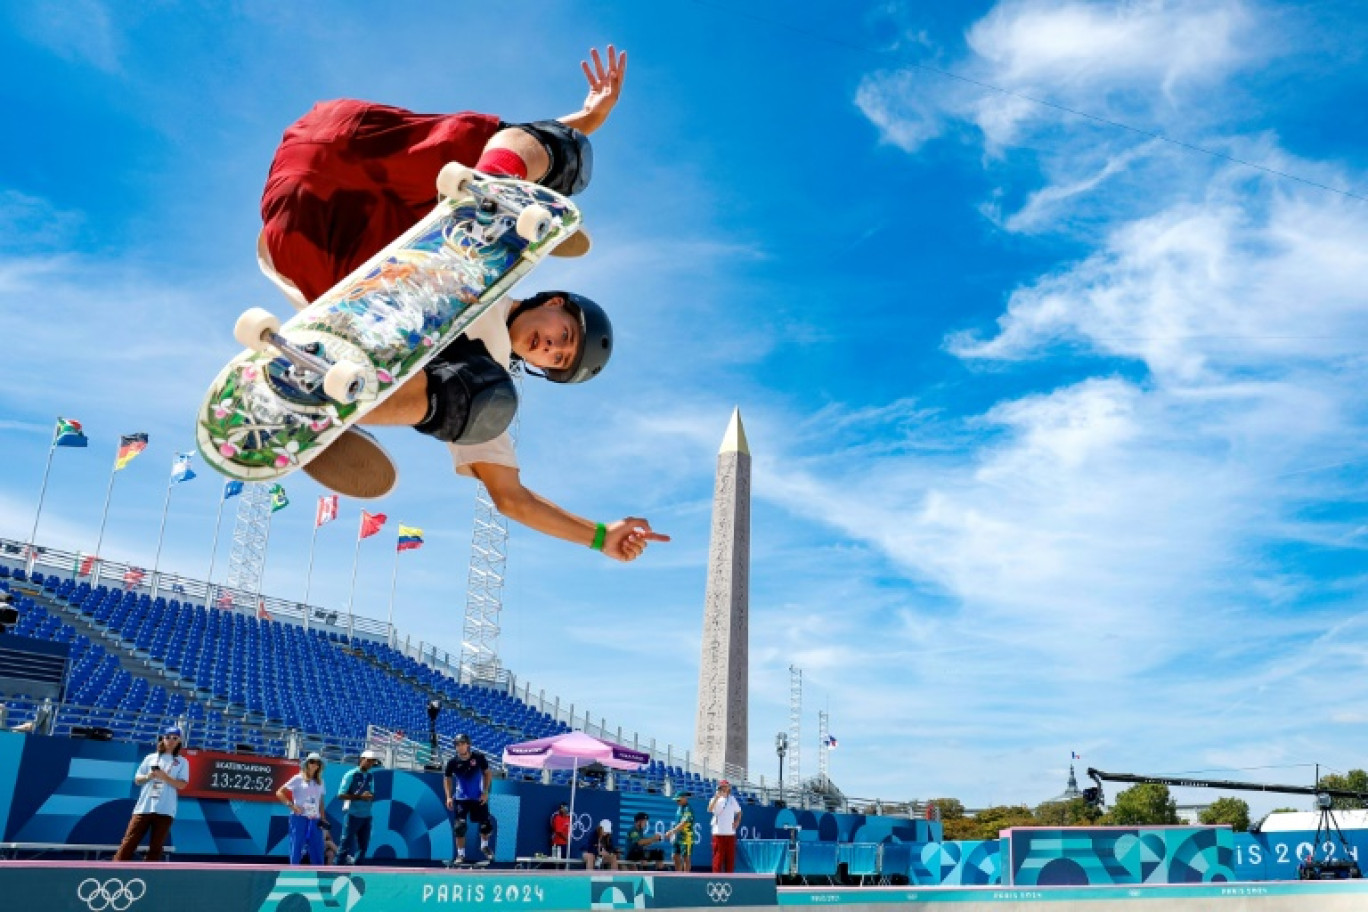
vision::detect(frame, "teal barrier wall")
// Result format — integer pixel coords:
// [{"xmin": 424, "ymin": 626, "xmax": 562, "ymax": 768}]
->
[{"xmin": 0, "ymin": 866, "xmax": 778, "ymax": 912}]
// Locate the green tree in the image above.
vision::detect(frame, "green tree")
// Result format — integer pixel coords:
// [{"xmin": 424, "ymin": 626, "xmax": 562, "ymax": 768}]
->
[
  {"xmin": 1036, "ymin": 797, "xmax": 1104, "ymax": 827},
  {"xmin": 967, "ymin": 805, "xmax": 1037, "ymax": 840},
  {"xmin": 1199, "ymin": 797, "xmax": 1251, "ymax": 832},
  {"xmin": 1106, "ymin": 783, "xmax": 1179, "ymax": 825},
  {"xmin": 929, "ymin": 798, "xmax": 966, "ymax": 820},
  {"xmin": 1317, "ymin": 770, "xmax": 1368, "ymax": 810}
]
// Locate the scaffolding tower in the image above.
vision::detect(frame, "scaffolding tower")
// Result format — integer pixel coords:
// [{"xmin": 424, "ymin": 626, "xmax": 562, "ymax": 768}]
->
[
  {"xmin": 224, "ymin": 482, "xmax": 272, "ymax": 607},
  {"xmin": 459, "ymin": 367, "xmax": 519, "ymax": 683},
  {"xmin": 818, "ymin": 709, "xmax": 830, "ymax": 782},
  {"xmin": 788, "ymin": 664, "xmax": 802, "ymax": 802}
]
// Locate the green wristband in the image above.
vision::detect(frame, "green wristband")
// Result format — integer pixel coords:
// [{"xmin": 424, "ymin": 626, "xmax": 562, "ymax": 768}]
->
[{"xmin": 590, "ymin": 522, "xmax": 607, "ymax": 551}]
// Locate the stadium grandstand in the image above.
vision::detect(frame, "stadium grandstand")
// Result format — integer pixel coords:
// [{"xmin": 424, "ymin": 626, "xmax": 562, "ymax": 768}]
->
[{"xmin": 0, "ymin": 538, "xmax": 769, "ymax": 803}]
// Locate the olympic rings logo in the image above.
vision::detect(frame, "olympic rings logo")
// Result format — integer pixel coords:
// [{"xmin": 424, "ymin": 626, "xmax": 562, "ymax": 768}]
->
[
  {"xmin": 706, "ymin": 882, "xmax": 733, "ymax": 903},
  {"xmin": 77, "ymin": 878, "xmax": 147, "ymax": 912},
  {"xmin": 571, "ymin": 812, "xmax": 593, "ymax": 841}
]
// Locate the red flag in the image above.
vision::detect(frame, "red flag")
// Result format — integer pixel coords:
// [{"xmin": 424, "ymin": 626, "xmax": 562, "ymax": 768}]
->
[
  {"xmin": 257, "ymin": 599, "xmax": 273, "ymax": 621},
  {"xmin": 77, "ymin": 555, "xmax": 96, "ymax": 577},
  {"xmin": 123, "ymin": 567, "xmax": 145, "ymax": 590},
  {"xmin": 316, "ymin": 495, "xmax": 339, "ymax": 528},
  {"xmin": 359, "ymin": 511, "xmax": 387, "ymax": 539},
  {"xmin": 215, "ymin": 592, "xmax": 234, "ymax": 610}
]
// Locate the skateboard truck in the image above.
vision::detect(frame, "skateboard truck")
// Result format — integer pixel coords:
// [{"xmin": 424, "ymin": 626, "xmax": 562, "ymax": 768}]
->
[
  {"xmin": 437, "ymin": 163, "xmax": 553, "ymax": 246},
  {"xmin": 234, "ymin": 307, "xmax": 367, "ymax": 404}
]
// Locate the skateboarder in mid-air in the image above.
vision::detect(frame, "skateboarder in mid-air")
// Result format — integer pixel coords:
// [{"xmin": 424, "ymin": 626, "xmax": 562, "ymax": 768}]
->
[{"xmin": 257, "ymin": 46, "xmax": 666, "ymax": 563}]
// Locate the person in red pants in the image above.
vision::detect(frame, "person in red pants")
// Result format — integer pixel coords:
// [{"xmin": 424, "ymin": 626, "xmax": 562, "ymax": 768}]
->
[
  {"xmin": 113, "ymin": 727, "xmax": 190, "ymax": 861},
  {"xmin": 707, "ymin": 780, "xmax": 743, "ymax": 873}
]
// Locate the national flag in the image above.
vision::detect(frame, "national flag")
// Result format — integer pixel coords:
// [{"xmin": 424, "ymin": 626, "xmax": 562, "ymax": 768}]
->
[
  {"xmin": 359, "ymin": 511, "xmax": 387, "ymax": 539},
  {"xmin": 215, "ymin": 591, "xmax": 235, "ymax": 610},
  {"xmin": 73, "ymin": 553, "xmax": 96, "ymax": 577},
  {"xmin": 315, "ymin": 495, "xmax": 339, "ymax": 527},
  {"xmin": 53, "ymin": 417, "xmax": 88, "ymax": 448},
  {"xmin": 113, "ymin": 433, "xmax": 149, "ymax": 470},
  {"xmin": 269, "ymin": 483, "xmax": 289, "ymax": 513},
  {"xmin": 823, "ymin": 734, "xmax": 839, "ymax": 750},
  {"xmin": 170, "ymin": 452, "xmax": 196, "ymax": 484},
  {"xmin": 123, "ymin": 567, "xmax": 146, "ymax": 590},
  {"xmin": 1071, "ymin": 751, "xmax": 1082, "ymax": 760},
  {"xmin": 222, "ymin": 480, "xmax": 244, "ymax": 501},
  {"xmin": 257, "ymin": 599, "xmax": 273, "ymax": 621},
  {"xmin": 397, "ymin": 525, "xmax": 424, "ymax": 552}
]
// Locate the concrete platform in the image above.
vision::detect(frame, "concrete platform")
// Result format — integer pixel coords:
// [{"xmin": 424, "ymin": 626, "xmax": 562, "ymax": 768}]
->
[{"xmin": 0, "ymin": 862, "xmax": 1364, "ymax": 911}]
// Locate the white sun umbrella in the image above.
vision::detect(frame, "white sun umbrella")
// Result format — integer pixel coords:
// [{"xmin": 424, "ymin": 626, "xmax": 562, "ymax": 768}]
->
[{"xmin": 503, "ymin": 731, "xmax": 650, "ymax": 853}]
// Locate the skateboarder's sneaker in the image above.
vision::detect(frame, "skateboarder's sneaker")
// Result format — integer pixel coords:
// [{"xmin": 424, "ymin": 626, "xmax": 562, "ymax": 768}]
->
[
  {"xmin": 302, "ymin": 427, "xmax": 397, "ymax": 499},
  {"xmin": 549, "ymin": 228, "xmax": 590, "ymax": 258}
]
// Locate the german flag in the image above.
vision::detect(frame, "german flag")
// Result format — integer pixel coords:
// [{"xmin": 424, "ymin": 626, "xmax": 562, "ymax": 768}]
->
[{"xmin": 114, "ymin": 433, "xmax": 149, "ymax": 471}]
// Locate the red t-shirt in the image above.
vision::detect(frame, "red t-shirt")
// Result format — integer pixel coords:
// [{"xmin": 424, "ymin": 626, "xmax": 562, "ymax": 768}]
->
[
  {"xmin": 550, "ymin": 812, "xmax": 570, "ymax": 846},
  {"xmin": 260, "ymin": 99, "xmax": 503, "ymax": 303}
]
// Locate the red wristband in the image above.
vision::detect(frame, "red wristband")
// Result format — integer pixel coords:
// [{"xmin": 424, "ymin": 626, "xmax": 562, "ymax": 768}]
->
[{"xmin": 475, "ymin": 148, "xmax": 529, "ymax": 179}]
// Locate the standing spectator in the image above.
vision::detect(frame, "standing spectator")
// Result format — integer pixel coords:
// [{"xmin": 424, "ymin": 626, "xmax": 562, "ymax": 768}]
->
[
  {"xmin": 625, "ymin": 812, "xmax": 667, "ymax": 869},
  {"xmin": 549, "ymin": 802, "xmax": 571, "ymax": 858},
  {"xmin": 113, "ymin": 726, "xmax": 190, "ymax": 861},
  {"xmin": 707, "ymin": 780, "xmax": 743, "ymax": 873},
  {"xmin": 336, "ymin": 749, "xmax": 383, "ymax": 864},
  {"xmin": 443, "ymin": 733, "xmax": 494, "ymax": 865},
  {"xmin": 665, "ymin": 791, "xmax": 695, "ymax": 872},
  {"xmin": 582, "ymin": 819, "xmax": 619, "ymax": 870},
  {"xmin": 277, "ymin": 752, "xmax": 327, "ymax": 865}
]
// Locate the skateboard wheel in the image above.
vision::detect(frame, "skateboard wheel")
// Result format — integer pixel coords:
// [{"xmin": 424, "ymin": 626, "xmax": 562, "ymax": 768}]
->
[
  {"xmin": 234, "ymin": 307, "xmax": 281, "ymax": 352},
  {"xmin": 322, "ymin": 361, "xmax": 367, "ymax": 404},
  {"xmin": 437, "ymin": 163, "xmax": 476, "ymax": 199},
  {"xmin": 516, "ymin": 204, "xmax": 552, "ymax": 242}
]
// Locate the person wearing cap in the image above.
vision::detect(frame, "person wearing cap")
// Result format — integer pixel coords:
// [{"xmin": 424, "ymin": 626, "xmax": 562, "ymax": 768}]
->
[
  {"xmin": 277, "ymin": 752, "xmax": 328, "ymax": 865},
  {"xmin": 113, "ymin": 726, "xmax": 190, "ymax": 861},
  {"xmin": 549, "ymin": 802, "xmax": 571, "ymax": 858},
  {"xmin": 335, "ymin": 749, "xmax": 383, "ymax": 865},
  {"xmin": 664, "ymin": 791, "xmax": 696, "ymax": 872},
  {"xmin": 708, "ymin": 780, "xmax": 743, "ymax": 873},
  {"xmin": 626, "ymin": 812, "xmax": 667, "ymax": 870},
  {"xmin": 255, "ymin": 47, "xmax": 668, "ymax": 566},
  {"xmin": 443, "ymin": 734, "xmax": 494, "ymax": 864},
  {"xmin": 582, "ymin": 819, "xmax": 619, "ymax": 870}
]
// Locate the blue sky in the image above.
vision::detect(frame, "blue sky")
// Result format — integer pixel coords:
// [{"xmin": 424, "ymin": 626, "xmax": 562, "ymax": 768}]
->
[{"xmin": 3, "ymin": 0, "xmax": 1368, "ymax": 816}]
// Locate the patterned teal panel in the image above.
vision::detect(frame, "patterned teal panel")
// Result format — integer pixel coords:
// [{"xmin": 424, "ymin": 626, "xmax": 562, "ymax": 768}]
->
[{"xmin": 1005, "ymin": 826, "xmax": 1235, "ymax": 886}]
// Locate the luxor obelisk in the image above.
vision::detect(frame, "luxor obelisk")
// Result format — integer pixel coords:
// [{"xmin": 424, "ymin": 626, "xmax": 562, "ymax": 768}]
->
[{"xmin": 693, "ymin": 407, "xmax": 751, "ymax": 778}]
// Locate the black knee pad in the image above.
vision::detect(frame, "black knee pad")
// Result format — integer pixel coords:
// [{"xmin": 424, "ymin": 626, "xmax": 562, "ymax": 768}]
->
[
  {"xmin": 415, "ymin": 338, "xmax": 518, "ymax": 445},
  {"xmin": 512, "ymin": 119, "xmax": 594, "ymax": 196},
  {"xmin": 452, "ymin": 818, "xmax": 469, "ymax": 837}
]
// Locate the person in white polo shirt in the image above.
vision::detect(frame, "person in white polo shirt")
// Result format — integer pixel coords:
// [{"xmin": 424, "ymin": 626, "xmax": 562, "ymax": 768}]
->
[
  {"xmin": 707, "ymin": 779, "xmax": 743, "ymax": 873},
  {"xmin": 114, "ymin": 725, "xmax": 190, "ymax": 861}
]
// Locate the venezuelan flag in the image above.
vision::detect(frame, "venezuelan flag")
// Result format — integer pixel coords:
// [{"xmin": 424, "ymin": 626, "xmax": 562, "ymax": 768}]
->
[
  {"xmin": 114, "ymin": 433, "xmax": 149, "ymax": 470},
  {"xmin": 397, "ymin": 525, "xmax": 424, "ymax": 552}
]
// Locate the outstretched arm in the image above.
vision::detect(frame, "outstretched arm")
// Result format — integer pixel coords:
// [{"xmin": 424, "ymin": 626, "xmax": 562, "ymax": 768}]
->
[
  {"xmin": 558, "ymin": 45, "xmax": 627, "ymax": 136},
  {"xmin": 470, "ymin": 461, "xmax": 667, "ymax": 562}
]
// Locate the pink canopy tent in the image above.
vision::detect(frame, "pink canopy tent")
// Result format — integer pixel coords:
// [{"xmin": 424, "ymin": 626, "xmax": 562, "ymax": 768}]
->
[{"xmin": 502, "ymin": 731, "xmax": 650, "ymax": 852}]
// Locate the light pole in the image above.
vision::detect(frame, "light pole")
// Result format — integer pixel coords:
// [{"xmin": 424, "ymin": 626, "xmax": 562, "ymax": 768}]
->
[{"xmin": 775, "ymin": 732, "xmax": 788, "ymax": 807}]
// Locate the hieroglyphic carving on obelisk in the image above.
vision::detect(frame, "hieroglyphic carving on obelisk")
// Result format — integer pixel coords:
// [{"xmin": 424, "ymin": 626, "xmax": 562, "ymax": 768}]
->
[{"xmin": 693, "ymin": 408, "xmax": 751, "ymax": 778}]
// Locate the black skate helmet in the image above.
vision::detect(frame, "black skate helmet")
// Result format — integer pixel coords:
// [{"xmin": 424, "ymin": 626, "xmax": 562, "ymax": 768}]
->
[{"xmin": 510, "ymin": 291, "xmax": 613, "ymax": 384}]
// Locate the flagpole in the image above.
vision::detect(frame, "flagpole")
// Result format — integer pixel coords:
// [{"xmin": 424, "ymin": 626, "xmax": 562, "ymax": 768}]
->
[
  {"xmin": 150, "ymin": 473, "xmax": 174, "ymax": 600},
  {"xmin": 345, "ymin": 514, "xmax": 364, "ymax": 641},
  {"xmin": 205, "ymin": 491, "xmax": 227, "ymax": 608},
  {"xmin": 386, "ymin": 533, "xmax": 401, "ymax": 648},
  {"xmin": 303, "ymin": 520, "xmax": 321, "ymax": 630},
  {"xmin": 26, "ymin": 438, "xmax": 57, "ymax": 576},
  {"xmin": 90, "ymin": 452, "xmax": 119, "ymax": 589}
]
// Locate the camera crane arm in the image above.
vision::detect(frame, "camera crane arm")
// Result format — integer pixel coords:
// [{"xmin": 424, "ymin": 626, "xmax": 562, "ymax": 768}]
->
[{"xmin": 1083, "ymin": 768, "xmax": 1368, "ymax": 804}]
